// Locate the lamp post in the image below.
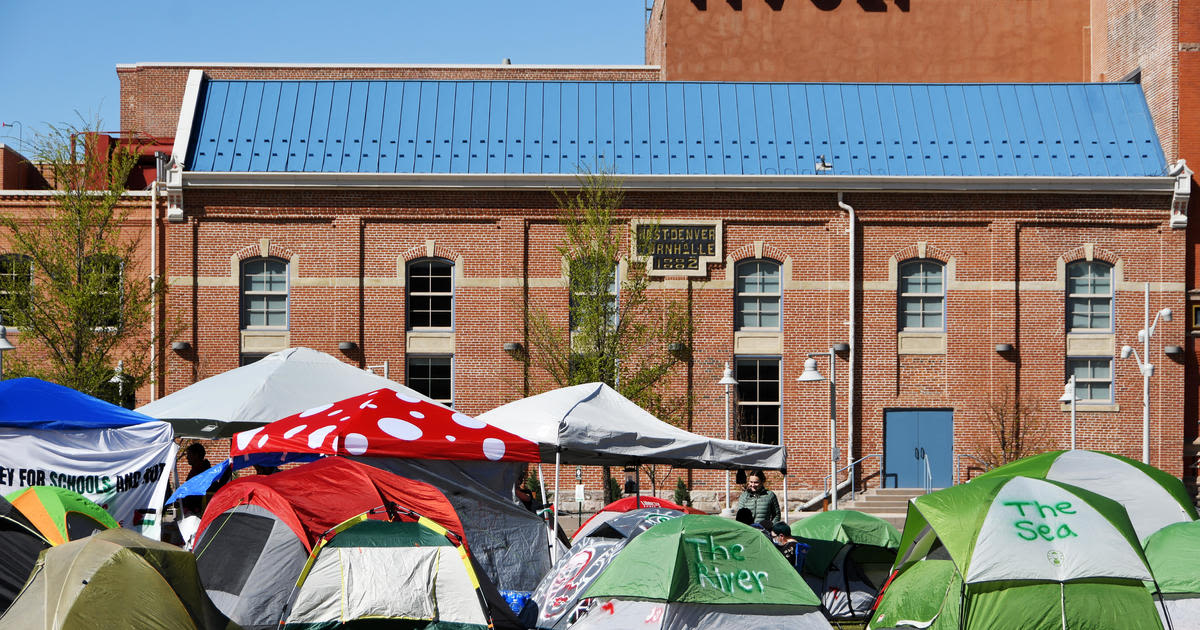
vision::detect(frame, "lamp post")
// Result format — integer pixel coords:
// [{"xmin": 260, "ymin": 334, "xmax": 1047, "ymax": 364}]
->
[
  {"xmin": 0, "ymin": 321, "xmax": 13, "ymax": 380},
  {"xmin": 798, "ymin": 349, "xmax": 839, "ymax": 510},
  {"xmin": 1120, "ymin": 282, "xmax": 1172, "ymax": 465},
  {"xmin": 718, "ymin": 363, "xmax": 738, "ymax": 512},
  {"xmin": 1059, "ymin": 375, "xmax": 1077, "ymax": 450}
]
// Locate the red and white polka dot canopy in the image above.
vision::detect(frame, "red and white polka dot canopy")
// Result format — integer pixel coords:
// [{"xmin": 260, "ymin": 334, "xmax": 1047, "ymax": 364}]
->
[{"xmin": 230, "ymin": 388, "xmax": 540, "ymax": 463}]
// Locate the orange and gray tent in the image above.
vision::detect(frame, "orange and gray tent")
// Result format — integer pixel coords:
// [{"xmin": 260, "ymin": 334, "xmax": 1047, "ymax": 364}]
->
[
  {"xmin": 0, "ymin": 527, "xmax": 238, "ymax": 630},
  {"xmin": 0, "ymin": 488, "xmax": 117, "ymax": 614},
  {"xmin": 281, "ymin": 513, "xmax": 493, "ymax": 629},
  {"xmin": 5, "ymin": 486, "xmax": 117, "ymax": 546}
]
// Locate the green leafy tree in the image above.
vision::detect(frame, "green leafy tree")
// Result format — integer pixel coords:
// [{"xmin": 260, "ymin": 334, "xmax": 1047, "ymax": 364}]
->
[
  {"xmin": 525, "ymin": 172, "xmax": 691, "ymax": 502},
  {"xmin": 0, "ymin": 123, "xmax": 158, "ymax": 404}
]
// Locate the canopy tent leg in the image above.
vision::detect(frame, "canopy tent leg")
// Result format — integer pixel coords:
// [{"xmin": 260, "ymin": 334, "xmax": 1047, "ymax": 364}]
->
[
  {"xmin": 552, "ymin": 452, "xmax": 561, "ymax": 563},
  {"xmin": 537, "ymin": 464, "xmax": 552, "ymax": 559},
  {"xmin": 783, "ymin": 473, "xmax": 789, "ymax": 524},
  {"xmin": 635, "ymin": 465, "xmax": 640, "ymax": 507}
]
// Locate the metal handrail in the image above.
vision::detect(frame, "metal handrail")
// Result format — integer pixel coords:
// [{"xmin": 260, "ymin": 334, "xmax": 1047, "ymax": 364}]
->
[
  {"xmin": 954, "ymin": 453, "xmax": 993, "ymax": 485},
  {"xmin": 922, "ymin": 454, "xmax": 933, "ymax": 495},
  {"xmin": 820, "ymin": 454, "xmax": 883, "ymax": 504}
]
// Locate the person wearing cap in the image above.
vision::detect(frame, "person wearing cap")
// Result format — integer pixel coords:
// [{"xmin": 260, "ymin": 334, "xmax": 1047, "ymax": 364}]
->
[{"xmin": 771, "ymin": 521, "xmax": 805, "ymax": 570}]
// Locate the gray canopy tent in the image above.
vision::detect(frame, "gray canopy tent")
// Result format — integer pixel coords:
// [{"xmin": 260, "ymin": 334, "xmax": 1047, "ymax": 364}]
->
[
  {"xmin": 137, "ymin": 347, "xmax": 421, "ymax": 438},
  {"xmin": 478, "ymin": 382, "xmax": 788, "ymax": 556}
]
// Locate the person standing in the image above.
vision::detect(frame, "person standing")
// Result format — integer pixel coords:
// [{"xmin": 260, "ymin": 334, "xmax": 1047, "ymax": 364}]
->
[{"xmin": 736, "ymin": 469, "xmax": 780, "ymax": 530}]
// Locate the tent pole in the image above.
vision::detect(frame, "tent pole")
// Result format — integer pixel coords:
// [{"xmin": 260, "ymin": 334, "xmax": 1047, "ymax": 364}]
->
[
  {"xmin": 635, "ymin": 465, "xmax": 640, "ymax": 507},
  {"xmin": 537, "ymin": 464, "xmax": 552, "ymax": 559},
  {"xmin": 552, "ymin": 451, "xmax": 561, "ymax": 563},
  {"xmin": 782, "ymin": 473, "xmax": 789, "ymax": 524}
]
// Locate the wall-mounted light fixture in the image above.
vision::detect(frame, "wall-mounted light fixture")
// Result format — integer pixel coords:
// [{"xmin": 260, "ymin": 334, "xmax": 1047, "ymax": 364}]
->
[
  {"xmin": 170, "ymin": 341, "xmax": 191, "ymax": 352},
  {"xmin": 338, "ymin": 341, "xmax": 359, "ymax": 352},
  {"xmin": 994, "ymin": 343, "xmax": 1014, "ymax": 353},
  {"xmin": 1165, "ymin": 345, "xmax": 1184, "ymax": 358},
  {"xmin": 832, "ymin": 343, "xmax": 850, "ymax": 353},
  {"xmin": 503, "ymin": 342, "xmax": 526, "ymax": 361}
]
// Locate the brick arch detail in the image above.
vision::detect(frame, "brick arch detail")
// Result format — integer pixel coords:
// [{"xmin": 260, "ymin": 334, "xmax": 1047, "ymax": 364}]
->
[
  {"xmin": 401, "ymin": 244, "xmax": 462, "ymax": 264},
  {"xmin": 1059, "ymin": 244, "xmax": 1120, "ymax": 266},
  {"xmin": 234, "ymin": 242, "xmax": 296, "ymax": 263},
  {"xmin": 727, "ymin": 243, "xmax": 787, "ymax": 264},
  {"xmin": 892, "ymin": 243, "xmax": 953, "ymax": 265}
]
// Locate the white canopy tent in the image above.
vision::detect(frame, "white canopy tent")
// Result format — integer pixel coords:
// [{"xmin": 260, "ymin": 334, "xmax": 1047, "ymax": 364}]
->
[
  {"xmin": 478, "ymin": 382, "xmax": 788, "ymax": 552},
  {"xmin": 137, "ymin": 347, "xmax": 427, "ymax": 438}
]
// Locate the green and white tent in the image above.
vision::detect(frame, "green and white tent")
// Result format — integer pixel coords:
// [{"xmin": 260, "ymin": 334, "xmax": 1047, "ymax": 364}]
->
[
  {"xmin": 977, "ymin": 450, "xmax": 1198, "ymax": 542},
  {"xmin": 282, "ymin": 517, "xmax": 492, "ymax": 630},
  {"xmin": 791, "ymin": 510, "xmax": 900, "ymax": 619},
  {"xmin": 574, "ymin": 514, "xmax": 832, "ymax": 630},
  {"xmin": 870, "ymin": 475, "xmax": 1164, "ymax": 630},
  {"xmin": 1143, "ymin": 520, "xmax": 1200, "ymax": 629}
]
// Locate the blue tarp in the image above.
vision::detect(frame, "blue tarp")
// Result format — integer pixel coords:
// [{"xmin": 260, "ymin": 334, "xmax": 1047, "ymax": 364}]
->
[{"xmin": 0, "ymin": 378, "xmax": 159, "ymax": 430}]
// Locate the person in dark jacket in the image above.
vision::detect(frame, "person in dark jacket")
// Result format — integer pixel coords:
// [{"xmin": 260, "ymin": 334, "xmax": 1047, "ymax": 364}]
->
[{"xmin": 735, "ymin": 469, "xmax": 780, "ymax": 530}]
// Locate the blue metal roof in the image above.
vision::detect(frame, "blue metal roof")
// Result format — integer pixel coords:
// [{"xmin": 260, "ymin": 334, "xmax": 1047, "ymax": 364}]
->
[{"xmin": 185, "ymin": 80, "xmax": 1167, "ymax": 177}]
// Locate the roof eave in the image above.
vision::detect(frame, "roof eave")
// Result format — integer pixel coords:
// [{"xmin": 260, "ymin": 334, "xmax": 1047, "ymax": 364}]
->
[{"xmin": 179, "ymin": 171, "xmax": 1176, "ymax": 194}]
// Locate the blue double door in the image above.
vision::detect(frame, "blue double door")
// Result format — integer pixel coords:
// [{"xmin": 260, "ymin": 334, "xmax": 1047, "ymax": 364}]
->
[{"xmin": 883, "ymin": 409, "xmax": 953, "ymax": 488}]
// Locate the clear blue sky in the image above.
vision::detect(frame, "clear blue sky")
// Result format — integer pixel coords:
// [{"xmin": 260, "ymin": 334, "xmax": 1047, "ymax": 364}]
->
[{"xmin": 0, "ymin": 1, "xmax": 648, "ymax": 154}]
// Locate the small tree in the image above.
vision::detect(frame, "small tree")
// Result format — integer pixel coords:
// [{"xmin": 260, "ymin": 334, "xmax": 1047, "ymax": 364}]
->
[
  {"xmin": 0, "ymin": 123, "xmax": 158, "ymax": 404},
  {"xmin": 525, "ymin": 172, "xmax": 691, "ymax": 502},
  {"xmin": 973, "ymin": 388, "xmax": 1053, "ymax": 470}
]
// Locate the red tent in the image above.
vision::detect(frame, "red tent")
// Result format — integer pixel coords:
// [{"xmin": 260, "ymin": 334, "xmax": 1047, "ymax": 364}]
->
[
  {"xmin": 571, "ymin": 496, "xmax": 704, "ymax": 543},
  {"xmin": 231, "ymin": 387, "xmax": 540, "ymax": 464},
  {"xmin": 196, "ymin": 457, "xmax": 464, "ymax": 550}
]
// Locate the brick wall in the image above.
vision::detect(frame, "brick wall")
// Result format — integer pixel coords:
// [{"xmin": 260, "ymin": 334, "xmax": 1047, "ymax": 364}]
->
[
  {"xmin": 160, "ymin": 185, "xmax": 1184, "ymax": 507},
  {"xmin": 1100, "ymin": 0, "xmax": 1179, "ymax": 161},
  {"xmin": 118, "ymin": 64, "xmax": 663, "ymax": 139},
  {"xmin": 0, "ymin": 146, "xmax": 47, "ymax": 190}
]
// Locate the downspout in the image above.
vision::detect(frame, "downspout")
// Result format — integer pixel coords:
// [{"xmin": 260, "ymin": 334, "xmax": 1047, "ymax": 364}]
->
[
  {"xmin": 837, "ymin": 192, "xmax": 856, "ymax": 488},
  {"xmin": 149, "ymin": 176, "xmax": 159, "ymax": 401}
]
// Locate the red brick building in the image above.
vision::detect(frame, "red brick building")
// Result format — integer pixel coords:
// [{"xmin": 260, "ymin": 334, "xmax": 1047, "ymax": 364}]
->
[{"xmin": 3, "ymin": 1, "xmax": 1197, "ymax": 507}]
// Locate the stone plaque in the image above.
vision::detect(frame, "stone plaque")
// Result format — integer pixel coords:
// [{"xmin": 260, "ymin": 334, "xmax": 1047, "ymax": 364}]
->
[{"xmin": 632, "ymin": 219, "xmax": 722, "ymax": 277}]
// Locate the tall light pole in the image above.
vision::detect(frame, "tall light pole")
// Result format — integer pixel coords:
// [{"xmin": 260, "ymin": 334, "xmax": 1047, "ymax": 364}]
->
[
  {"xmin": 0, "ymin": 321, "xmax": 13, "ymax": 379},
  {"xmin": 798, "ymin": 349, "xmax": 839, "ymax": 510},
  {"xmin": 1059, "ymin": 375, "xmax": 1077, "ymax": 450},
  {"xmin": 718, "ymin": 363, "xmax": 738, "ymax": 512},
  {"xmin": 1120, "ymin": 283, "xmax": 1172, "ymax": 465}
]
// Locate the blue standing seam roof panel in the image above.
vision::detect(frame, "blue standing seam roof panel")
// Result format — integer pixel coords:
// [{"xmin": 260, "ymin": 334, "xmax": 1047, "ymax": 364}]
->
[{"xmin": 185, "ymin": 80, "xmax": 1168, "ymax": 178}]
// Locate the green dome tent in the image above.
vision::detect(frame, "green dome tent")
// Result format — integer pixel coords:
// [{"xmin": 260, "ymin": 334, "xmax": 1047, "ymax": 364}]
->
[
  {"xmin": 0, "ymin": 528, "xmax": 238, "ymax": 630},
  {"xmin": 869, "ymin": 475, "xmax": 1164, "ymax": 630},
  {"xmin": 5, "ymin": 486, "xmax": 117, "ymax": 546},
  {"xmin": 574, "ymin": 514, "xmax": 832, "ymax": 629},
  {"xmin": 1143, "ymin": 520, "xmax": 1200, "ymax": 629},
  {"xmin": 791, "ymin": 510, "xmax": 900, "ymax": 619},
  {"xmin": 977, "ymin": 450, "xmax": 1198, "ymax": 542}
]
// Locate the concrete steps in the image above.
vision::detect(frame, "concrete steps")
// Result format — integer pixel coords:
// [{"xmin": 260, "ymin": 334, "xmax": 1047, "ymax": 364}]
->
[{"xmin": 820, "ymin": 487, "xmax": 938, "ymax": 530}]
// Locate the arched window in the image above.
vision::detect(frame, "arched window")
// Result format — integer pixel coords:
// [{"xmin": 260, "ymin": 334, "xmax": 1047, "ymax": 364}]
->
[
  {"xmin": 1066, "ymin": 260, "xmax": 1112, "ymax": 332},
  {"xmin": 0, "ymin": 254, "xmax": 33, "ymax": 326},
  {"xmin": 241, "ymin": 257, "xmax": 288, "ymax": 329},
  {"xmin": 407, "ymin": 258, "xmax": 454, "ymax": 329},
  {"xmin": 84, "ymin": 254, "xmax": 123, "ymax": 329},
  {"xmin": 899, "ymin": 260, "xmax": 944, "ymax": 331},
  {"xmin": 735, "ymin": 259, "xmax": 781, "ymax": 330}
]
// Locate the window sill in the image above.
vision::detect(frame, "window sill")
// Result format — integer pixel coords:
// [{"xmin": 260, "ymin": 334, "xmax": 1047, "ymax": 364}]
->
[
  {"xmin": 897, "ymin": 331, "xmax": 946, "ymax": 355},
  {"xmin": 407, "ymin": 330, "xmax": 455, "ymax": 354},
  {"xmin": 1060, "ymin": 402, "xmax": 1119, "ymax": 412}
]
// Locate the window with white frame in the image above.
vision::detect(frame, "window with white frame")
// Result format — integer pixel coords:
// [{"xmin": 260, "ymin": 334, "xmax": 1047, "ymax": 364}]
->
[
  {"xmin": 241, "ymin": 257, "xmax": 288, "ymax": 329},
  {"xmin": 407, "ymin": 259, "xmax": 453, "ymax": 329},
  {"xmin": 1068, "ymin": 358, "xmax": 1112, "ymax": 403},
  {"xmin": 569, "ymin": 258, "xmax": 618, "ymax": 332},
  {"xmin": 407, "ymin": 356, "xmax": 453, "ymax": 406},
  {"xmin": 0, "ymin": 254, "xmax": 32, "ymax": 326},
  {"xmin": 899, "ymin": 260, "xmax": 945, "ymax": 331},
  {"xmin": 735, "ymin": 358, "xmax": 780, "ymax": 445},
  {"xmin": 735, "ymin": 259, "xmax": 781, "ymax": 330},
  {"xmin": 1066, "ymin": 261, "xmax": 1112, "ymax": 332},
  {"xmin": 84, "ymin": 254, "xmax": 123, "ymax": 329}
]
